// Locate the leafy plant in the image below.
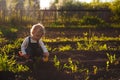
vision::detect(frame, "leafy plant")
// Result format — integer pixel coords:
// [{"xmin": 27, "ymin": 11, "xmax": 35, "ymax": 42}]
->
[
  {"xmin": 53, "ymin": 56, "xmax": 79, "ymax": 73},
  {"xmin": 53, "ymin": 55, "xmax": 61, "ymax": 70},
  {"xmin": 77, "ymin": 32, "xmax": 108, "ymax": 51},
  {"xmin": 0, "ymin": 27, "xmax": 18, "ymax": 40},
  {"xmin": 59, "ymin": 45, "xmax": 72, "ymax": 51},
  {"xmin": 0, "ymin": 30, "xmax": 8, "ymax": 47},
  {"xmin": 93, "ymin": 65, "xmax": 98, "ymax": 75},
  {"xmin": 81, "ymin": 16, "xmax": 105, "ymax": 26},
  {"xmin": 63, "ymin": 58, "xmax": 78, "ymax": 73},
  {"xmin": 106, "ymin": 53, "xmax": 117, "ymax": 71},
  {"xmin": 109, "ymin": 0, "xmax": 120, "ymax": 23},
  {"xmin": 0, "ymin": 53, "xmax": 29, "ymax": 73},
  {"xmin": 0, "ymin": 38, "xmax": 23, "ymax": 54},
  {"xmin": 106, "ymin": 53, "xmax": 116, "ymax": 64}
]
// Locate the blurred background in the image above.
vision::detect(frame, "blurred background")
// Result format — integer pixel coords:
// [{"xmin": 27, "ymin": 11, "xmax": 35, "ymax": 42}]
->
[{"xmin": 0, "ymin": 0, "xmax": 119, "ymax": 28}]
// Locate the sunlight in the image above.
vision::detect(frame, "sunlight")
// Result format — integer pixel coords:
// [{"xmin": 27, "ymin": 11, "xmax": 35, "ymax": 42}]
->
[
  {"xmin": 40, "ymin": 0, "xmax": 52, "ymax": 9},
  {"xmin": 40, "ymin": 0, "xmax": 112, "ymax": 9},
  {"xmin": 79, "ymin": 0, "xmax": 91, "ymax": 3}
]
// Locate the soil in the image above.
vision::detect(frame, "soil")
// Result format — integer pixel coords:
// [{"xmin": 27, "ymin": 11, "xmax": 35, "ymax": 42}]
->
[
  {"xmin": 4, "ymin": 28, "xmax": 120, "ymax": 80},
  {"xmin": 16, "ymin": 50, "xmax": 120, "ymax": 80}
]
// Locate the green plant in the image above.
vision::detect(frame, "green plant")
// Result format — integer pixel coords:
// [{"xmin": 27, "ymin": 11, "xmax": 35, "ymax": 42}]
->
[
  {"xmin": 59, "ymin": 45, "xmax": 72, "ymax": 51},
  {"xmin": 85, "ymin": 69, "xmax": 89, "ymax": 80},
  {"xmin": 0, "ymin": 44, "xmax": 15, "ymax": 54},
  {"xmin": 109, "ymin": 0, "xmax": 120, "ymax": 23},
  {"xmin": 76, "ymin": 42, "xmax": 83, "ymax": 50},
  {"xmin": 13, "ymin": 38, "xmax": 23, "ymax": 51},
  {"xmin": 43, "ymin": 36, "xmax": 120, "ymax": 43},
  {"xmin": 63, "ymin": 58, "xmax": 78, "ymax": 73},
  {"xmin": 0, "ymin": 53, "xmax": 29, "ymax": 73},
  {"xmin": 45, "ymin": 45, "xmax": 52, "ymax": 52},
  {"xmin": 81, "ymin": 16, "xmax": 105, "ymax": 26},
  {"xmin": 0, "ymin": 30, "xmax": 8, "ymax": 47},
  {"xmin": 0, "ymin": 38, "xmax": 23, "ymax": 54},
  {"xmin": 77, "ymin": 32, "xmax": 108, "ymax": 51},
  {"xmin": 106, "ymin": 53, "xmax": 116, "ymax": 64},
  {"xmin": 93, "ymin": 65, "xmax": 98, "ymax": 75},
  {"xmin": 0, "ymin": 26, "xmax": 18, "ymax": 40},
  {"xmin": 53, "ymin": 55, "xmax": 61, "ymax": 70},
  {"xmin": 106, "ymin": 61, "xmax": 109, "ymax": 71},
  {"xmin": 106, "ymin": 53, "xmax": 117, "ymax": 71}
]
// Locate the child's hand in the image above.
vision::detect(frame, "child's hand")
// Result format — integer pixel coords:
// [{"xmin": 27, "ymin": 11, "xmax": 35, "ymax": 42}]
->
[
  {"xmin": 42, "ymin": 56, "xmax": 48, "ymax": 62},
  {"xmin": 19, "ymin": 51, "xmax": 24, "ymax": 56},
  {"xmin": 19, "ymin": 51, "xmax": 30, "ymax": 59},
  {"xmin": 42, "ymin": 52, "xmax": 49, "ymax": 62}
]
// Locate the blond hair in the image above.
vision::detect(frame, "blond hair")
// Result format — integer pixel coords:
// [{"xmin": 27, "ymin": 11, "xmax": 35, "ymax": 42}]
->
[{"xmin": 30, "ymin": 23, "xmax": 45, "ymax": 36}]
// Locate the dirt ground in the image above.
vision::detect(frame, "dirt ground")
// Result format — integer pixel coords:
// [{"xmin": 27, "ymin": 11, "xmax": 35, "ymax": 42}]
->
[
  {"xmin": 15, "ymin": 28, "xmax": 120, "ymax": 80},
  {"xmin": 15, "ymin": 50, "xmax": 120, "ymax": 80}
]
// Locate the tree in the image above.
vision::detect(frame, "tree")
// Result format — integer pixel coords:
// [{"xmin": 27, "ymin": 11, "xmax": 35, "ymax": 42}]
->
[
  {"xmin": 0, "ymin": 0, "xmax": 7, "ymax": 10},
  {"xmin": 109, "ymin": 0, "xmax": 120, "ymax": 23}
]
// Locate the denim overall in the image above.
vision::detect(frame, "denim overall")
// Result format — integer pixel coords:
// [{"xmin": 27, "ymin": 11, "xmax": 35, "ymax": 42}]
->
[{"xmin": 25, "ymin": 37, "xmax": 43, "ymax": 60}]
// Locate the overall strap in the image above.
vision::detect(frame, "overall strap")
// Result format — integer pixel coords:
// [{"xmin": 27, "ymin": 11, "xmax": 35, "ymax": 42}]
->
[
  {"xmin": 37, "ymin": 40, "xmax": 39, "ymax": 45},
  {"xmin": 28, "ymin": 36, "xmax": 39, "ymax": 45},
  {"xmin": 28, "ymin": 36, "xmax": 31, "ymax": 44}
]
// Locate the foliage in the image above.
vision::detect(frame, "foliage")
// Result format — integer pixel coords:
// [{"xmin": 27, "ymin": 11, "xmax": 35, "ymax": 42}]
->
[
  {"xmin": 77, "ymin": 41, "xmax": 107, "ymax": 51},
  {"xmin": 0, "ymin": 26, "xmax": 18, "ymax": 40},
  {"xmin": 106, "ymin": 53, "xmax": 116, "ymax": 64},
  {"xmin": 77, "ymin": 32, "xmax": 108, "ymax": 51},
  {"xmin": 109, "ymin": 0, "xmax": 120, "ymax": 23},
  {"xmin": 44, "ymin": 31, "xmax": 119, "ymax": 52},
  {"xmin": 0, "ymin": 30, "xmax": 8, "ymax": 47},
  {"xmin": 43, "ymin": 35, "xmax": 120, "ymax": 42},
  {"xmin": 59, "ymin": 45, "xmax": 72, "ymax": 51},
  {"xmin": 0, "ymin": 0, "xmax": 120, "ymax": 26},
  {"xmin": 89, "ymin": 2, "xmax": 110, "ymax": 9},
  {"xmin": 106, "ymin": 52, "xmax": 119, "ymax": 71},
  {"xmin": 0, "ymin": 37, "xmax": 28, "ymax": 73},
  {"xmin": 49, "ymin": 22, "xmax": 64, "ymax": 28},
  {"xmin": 53, "ymin": 55, "xmax": 61, "ymax": 70},
  {"xmin": 0, "ymin": 53, "xmax": 29, "ymax": 73},
  {"xmin": 59, "ymin": 0, "xmax": 88, "ymax": 10},
  {"xmin": 93, "ymin": 65, "xmax": 98, "ymax": 75},
  {"xmin": 49, "ymin": 0, "xmax": 114, "ymax": 28},
  {"xmin": 63, "ymin": 58, "xmax": 78, "ymax": 73},
  {"xmin": 0, "ymin": 38, "xmax": 23, "ymax": 54},
  {"xmin": 53, "ymin": 55, "xmax": 79, "ymax": 73},
  {"xmin": 80, "ymin": 16, "xmax": 107, "ymax": 27},
  {"xmin": 0, "ymin": 0, "xmax": 40, "ymax": 25}
]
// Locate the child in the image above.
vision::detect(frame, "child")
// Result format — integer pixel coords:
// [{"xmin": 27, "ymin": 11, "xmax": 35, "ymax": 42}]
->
[{"xmin": 19, "ymin": 23, "xmax": 49, "ymax": 62}]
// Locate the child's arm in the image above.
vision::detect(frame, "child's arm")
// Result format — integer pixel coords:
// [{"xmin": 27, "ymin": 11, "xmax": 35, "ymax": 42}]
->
[
  {"xmin": 39, "ymin": 39, "xmax": 49, "ymax": 56},
  {"xmin": 21, "ymin": 37, "xmax": 29, "ymax": 55},
  {"xmin": 39, "ymin": 39, "xmax": 49, "ymax": 62},
  {"xmin": 19, "ymin": 37, "xmax": 30, "ymax": 59}
]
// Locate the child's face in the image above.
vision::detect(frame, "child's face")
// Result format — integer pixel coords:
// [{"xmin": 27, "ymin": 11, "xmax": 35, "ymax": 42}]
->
[{"xmin": 32, "ymin": 28, "xmax": 44, "ymax": 40}]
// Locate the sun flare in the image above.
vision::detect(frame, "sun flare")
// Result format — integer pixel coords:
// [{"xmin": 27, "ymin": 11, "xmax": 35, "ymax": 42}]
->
[{"xmin": 40, "ymin": 0, "xmax": 52, "ymax": 9}]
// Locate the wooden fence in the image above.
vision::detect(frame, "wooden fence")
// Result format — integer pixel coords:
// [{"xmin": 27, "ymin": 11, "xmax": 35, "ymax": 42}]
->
[
  {"xmin": 38, "ymin": 9, "xmax": 112, "ymax": 25},
  {"xmin": 0, "ymin": 9, "xmax": 112, "ymax": 26}
]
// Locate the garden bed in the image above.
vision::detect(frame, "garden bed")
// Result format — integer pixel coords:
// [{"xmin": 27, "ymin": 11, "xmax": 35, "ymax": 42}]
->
[
  {"xmin": 1, "ymin": 27, "xmax": 120, "ymax": 80},
  {"xmin": 14, "ymin": 27, "xmax": 120, "ymax": 80}
]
